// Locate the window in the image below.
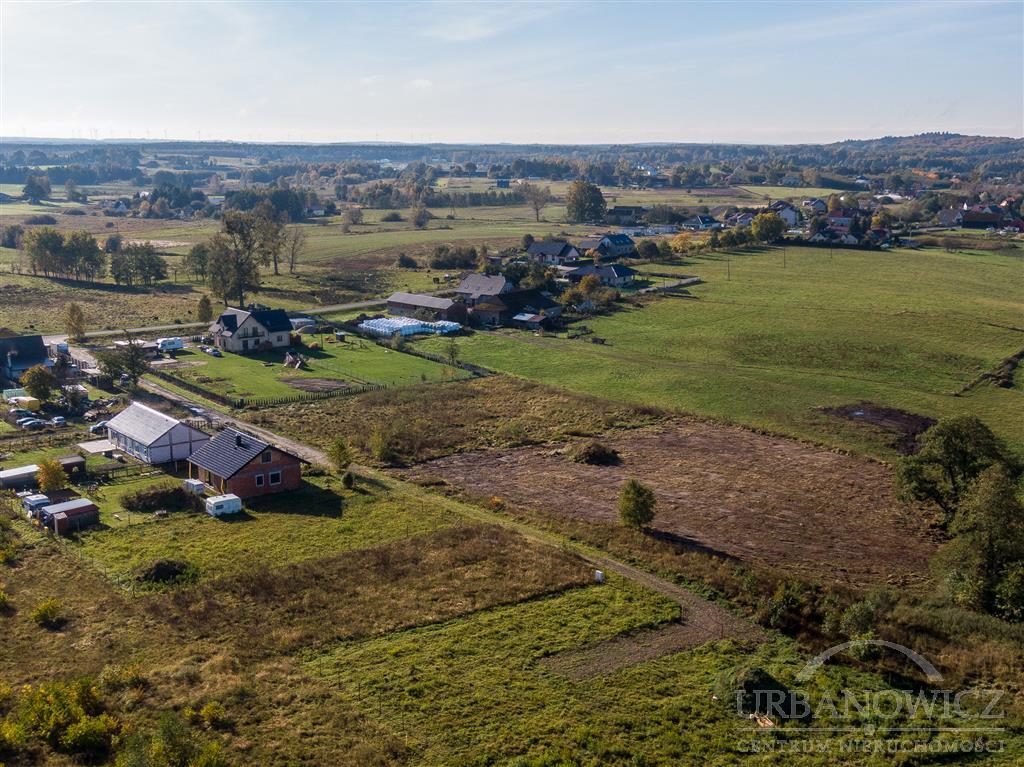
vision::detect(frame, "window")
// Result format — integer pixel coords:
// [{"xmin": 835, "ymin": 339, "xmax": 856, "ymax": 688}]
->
[
  {"xmin": 261, "ymin": 450, "xmax": 273, "ymax": 464},
  {"xmin": 255, "ymin": 474, "xmax": 265, "ymax": 487},
  {"xmin": 269, "ymin": 471, "xmax": 281, "ymax": 486}
]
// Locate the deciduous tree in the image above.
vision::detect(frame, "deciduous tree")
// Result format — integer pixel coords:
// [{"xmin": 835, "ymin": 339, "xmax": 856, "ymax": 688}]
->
[
  {"xmin": 64, "ymin": 302, "xmax": 86, "ymax": 341},
  {"xmin": 564, "ymin": 180, "xmax": 606, "ymax": 223},
  {"xmin": 520, "ymin": 183, "xmax": 552, "ymax": 222},
  {"xmin": 21, "ymin": 364, "xmax": 57, "ymax": 402},
  {"xmin": 37, "ymin": 459, "xmax": 67, "ymax": 493}
]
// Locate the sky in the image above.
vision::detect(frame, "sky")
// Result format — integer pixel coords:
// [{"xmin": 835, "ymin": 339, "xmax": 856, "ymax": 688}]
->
[{"xmin": 1, "ymin": 0, "xmax": 1022, "ymax": 145}]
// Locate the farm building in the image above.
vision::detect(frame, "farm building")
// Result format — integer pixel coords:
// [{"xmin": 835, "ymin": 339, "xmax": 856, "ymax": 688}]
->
[
  {"xmin": 39, "ymin": 498, "xmax": 99, "ymax": 536},
  {"xmin": 766, "ymin": 200, "xmax": 803, "ymax": 228},
  {"xmin": 1, "ymin": 335, "xmax": 52, "ymax": 384},
  {"xmin": 454, "ymin": 274, "xmax": 514, "ymax": 306},
  {"xmin": 57, "ymin": 455, "xmax": 87, "ymax": 479},
  {"xmin": 105, "ymin": 402, "xmax": 210, "ymax": 465},
  {"xmin": 0, "ymin": 464, "xmax": 40, "ymax": 490},
  {"xmin": 386, "ymin": 292, "xmax": 468, "ymax": 323},
  {"xmin": 187, "ymin": 427, "xmax": 303, "ymax": 499},
  {"xmin": 209, "ymin": 307, "xmax": 293, "ymax": 353},
  {"xmin": 470, "ymin": 288, "xmax": 562, "ymax": 327},
  {"xmin": 604, "ymin": 205, "xmax": 647, "ymax": 226}
]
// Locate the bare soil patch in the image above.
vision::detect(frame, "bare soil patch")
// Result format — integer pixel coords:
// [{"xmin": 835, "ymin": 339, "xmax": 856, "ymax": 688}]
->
[
  {"xmin": 404, "ymin": 420, "xmax": 940, "ymax": 586},
  {"xmin": 284, "ymin": 376, "xmax": 351, "ymax": 392},
  {"xmin": 820, "ymin": 401, "xmax": 936, "ymax": 455}
]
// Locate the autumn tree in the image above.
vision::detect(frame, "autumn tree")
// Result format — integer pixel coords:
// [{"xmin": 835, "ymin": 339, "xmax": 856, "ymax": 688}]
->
[
  {"xmin": 670, "ymin": 232, "xmax": 692, "ymax": 255},
  {"xmin": 21, "ymin": 364, "xmax": 57, "ymax": 402},
  {"xmin": 564, "ymin": 180, "xmax": 606, "ymax": 223},
  {"xmin": 37, "ymin": 459, "xmax": 67, "ymax": 493},
  {"xmin": 94, "ymin": 333, "xmax": 151, "ymax": 389},
  {"xmin": 64, "ymin": 302, "xmax": 86, "ymax": 341},
  {"xmin": 520, "ymin": 183, "xmax": 553, "ymax": 222},
  {"xmin": 751, "ymin": 212, "xmax": 785, "ymax": 243},
  {"xmin": 23, "ymin": 175, "xmax": 51, "ymax": 201}
]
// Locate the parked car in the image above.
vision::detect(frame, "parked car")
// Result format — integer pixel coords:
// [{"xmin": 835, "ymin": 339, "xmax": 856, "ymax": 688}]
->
[
  {"xmin": 16, "ymin": 417, "xmax": 39, "ymax": 426},
  {"xmin": 89, "ymin": 420, "xmax": 109, "ymax": 434},
  {"xmin": 187, "ymin": 406, "xmax": 206, "ymax": 417},
  {"xmin": 50, "ymin": 417, "xmax": 67, "ymax": 427},
  {"xmin": 201, "ymin": 346, "xmax": 222, "ymax": 357},
  {"xmin": 9, "ymin": 408, "xmax": 33, "ymax": 418},
  {"xmin": 20, "ymin": 420, "xmax": 45, "ymax": 430}
]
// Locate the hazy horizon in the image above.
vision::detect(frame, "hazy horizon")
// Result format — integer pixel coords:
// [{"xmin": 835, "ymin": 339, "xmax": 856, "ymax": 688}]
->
[{"xmin": 2, "ymin": 0, "xmax": 1022, "ymax": 144}]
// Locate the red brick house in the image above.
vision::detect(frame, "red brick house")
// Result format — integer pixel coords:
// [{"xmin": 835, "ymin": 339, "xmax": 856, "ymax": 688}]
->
[{"xmin": 187, "ymin": 427, "xmax": 303, "ymax": 499}]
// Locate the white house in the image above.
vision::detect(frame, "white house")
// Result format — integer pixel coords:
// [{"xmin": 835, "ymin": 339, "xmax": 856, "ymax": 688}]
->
[
  {"xmin": 106, "ymin": 402, "xmax": 209, "ymax": 465},
  {"xmin": 767, "ymin": 200, "xmax": 802, "ymax": 228},
  {"xmin": 209, "ymin": 308, "xmax": 293, "ymax": 354}
]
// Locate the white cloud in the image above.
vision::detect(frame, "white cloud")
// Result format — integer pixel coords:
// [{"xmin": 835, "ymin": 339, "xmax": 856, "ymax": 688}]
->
[{"xmin": 408, "ymin": 78, "xmax": 433, "ymax": 91}]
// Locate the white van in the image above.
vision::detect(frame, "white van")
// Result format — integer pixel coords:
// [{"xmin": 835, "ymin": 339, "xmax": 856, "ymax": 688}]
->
[{"xmin": 156, "ymin": 337, "xmax": 185, "ymax": 352}]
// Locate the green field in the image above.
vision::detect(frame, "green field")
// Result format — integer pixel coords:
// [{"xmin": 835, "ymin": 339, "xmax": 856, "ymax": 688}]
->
[
  {"xmin": 417, "ymin": 245, "xmax": 1024, "ymax": 456},
  {"xmin": 74, "ymin": 477, "xmax": 463, "ymax": 585},
  {"xmin": 162, "ymin": 339, "xmax": 464, "ymax": 400}
]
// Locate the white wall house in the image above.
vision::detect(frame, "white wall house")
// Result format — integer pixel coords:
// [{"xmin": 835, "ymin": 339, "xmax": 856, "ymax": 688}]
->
[{"xmin": 106, "ymin": 402, "xmax": 209, "ymax": 464}]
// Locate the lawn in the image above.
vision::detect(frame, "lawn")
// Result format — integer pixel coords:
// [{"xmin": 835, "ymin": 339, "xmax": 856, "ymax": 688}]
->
[
  {"xmin": 417, "ymin": 245, "xmax": 1024, "ymax": 456},
  {"xmin": 164, "ymin": 338, "xmax": 464, "ymax": 400},
  {"xmin": 73, "ymin": 476, "xmax": 464, "ymax": 585}
]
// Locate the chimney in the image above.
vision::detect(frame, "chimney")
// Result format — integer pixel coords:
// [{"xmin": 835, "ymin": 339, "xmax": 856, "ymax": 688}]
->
[{"xmin": 235, "ymin": 434, "xmax": 244, "ymax": 448}]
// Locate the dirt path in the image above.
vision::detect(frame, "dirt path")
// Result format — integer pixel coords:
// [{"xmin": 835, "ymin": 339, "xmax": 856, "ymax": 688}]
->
[{"xmin": 136, "ymin": 380, "xmax": 762, "ymax": 673}]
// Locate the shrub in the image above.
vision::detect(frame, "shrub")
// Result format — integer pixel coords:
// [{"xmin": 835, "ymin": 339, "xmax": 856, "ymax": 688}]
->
[
  {"xmin": 25, "ymin": 214, "xmax": 57, "ymax": 225},
  {"xmin": 573, "ymin": 441, "xmax": 620, "ymax": 466},
  {"xmin": 327, "ymin": 436, "xmax": 352, "ymax": 472},
  {"xmin": 199, "ymin": 700, "xmax": 228, "ymax": 729},
  {"xmin": 715, "ymin": 664, "xmax": 808, "ymax": 721},
  {"xmin": 31, "ymin": 598, "xmax": 63, "ymax": 628},
  {"xmin": 120, "ymin": 483, "xmax": 202, "ymax": 514},
  {"xmin": 341, "ymin": 471, "xmax": 355, "ymax": 490},
  {"xmin": 381, "ymin": 211, "xmax": 403, "ymax": 222},
  {"xmin": 134, "ymin": 559, "xmax": 198, "ymax": 586},
  {"xmin": 64, "ymin": 208, "xmax": 86, "ymax": 216},
  {"xmin": 395, "ymin": 253, "xmax": 418, "ymax": 268},
  {"xmin": 995, "ymin": 563, "xmax": 1024, "ymax": 621},
  {"xmin": 60, "ymin": 714, "xmax": 118, "ymax": 759},
  {"xmin": 618, "ymin": 479, "xmax": 656, "ymax": 529}
]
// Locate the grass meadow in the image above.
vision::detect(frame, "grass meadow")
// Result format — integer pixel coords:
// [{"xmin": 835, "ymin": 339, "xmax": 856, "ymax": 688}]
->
[
  {"xmin": 418, "ymin": 245, "xmax": 1024, "ymax": 455},
  {"xmin": 164, "ymin": 339, "xmax": 463, "ymax": 399}
]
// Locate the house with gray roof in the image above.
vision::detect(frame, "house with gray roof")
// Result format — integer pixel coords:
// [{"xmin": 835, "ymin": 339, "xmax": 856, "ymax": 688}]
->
[
  {"xmin": 454, "ymin": 274, "xmax": 514, "ymax": 306},
  {"xmin": 188, "ymin": 427, "xmax": 302, "ymax": 499},
  {"xmin": 105, "ymin": 401, "xmax": 209, "ymax": 464},
  {"xmin": 1, "ymin": 335, "xmax": 52, "ymax": 384}
]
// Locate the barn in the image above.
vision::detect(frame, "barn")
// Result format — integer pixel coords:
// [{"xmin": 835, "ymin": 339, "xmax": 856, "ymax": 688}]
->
[{"xmin": 105, "ymin": 402, "xmax": 210, "ymax": 465}]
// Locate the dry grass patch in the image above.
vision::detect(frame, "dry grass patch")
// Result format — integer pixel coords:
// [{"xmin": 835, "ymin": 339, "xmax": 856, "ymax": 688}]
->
[
  {"xmin": 253, "ymin": 375, "xmax": 665, "ymax": 463},
  {"xmin": 146, "ymin": 524, "xmax": 592, "ymax": 656}
]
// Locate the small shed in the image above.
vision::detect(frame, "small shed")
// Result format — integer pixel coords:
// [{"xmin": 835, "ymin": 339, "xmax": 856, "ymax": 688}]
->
[
  {"xmin": 22, "ymin": 494, "xmax": 50, "ymax": 518},
  {"xmin": 40, "ymin": 498, "xmax": 99, "ymax": 535},
  {"xmin": 0, "ymin": 464, "xmax": 40, "ymax": 490},
  {"xmin": 205, "ymin": 494, "xmax": 242, "ymax": 517},
  {"xmin": 57, "ymin": 455, "xmax": 87, "ymax": 479}
]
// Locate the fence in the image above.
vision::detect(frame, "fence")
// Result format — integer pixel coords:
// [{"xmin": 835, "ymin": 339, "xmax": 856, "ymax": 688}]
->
[
  {"xmin": 0, "ymin": 429, "xmax": 88, "ymax": 452},
  {"xmin": 355, "ymin": 331, "xmax": 496, "ymax": 378}
]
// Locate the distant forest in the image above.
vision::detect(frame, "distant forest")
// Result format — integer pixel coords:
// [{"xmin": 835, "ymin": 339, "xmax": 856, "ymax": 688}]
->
[{"xmin": 1, "ymin": 134, "xmax": 1021, "ymax": 192}]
